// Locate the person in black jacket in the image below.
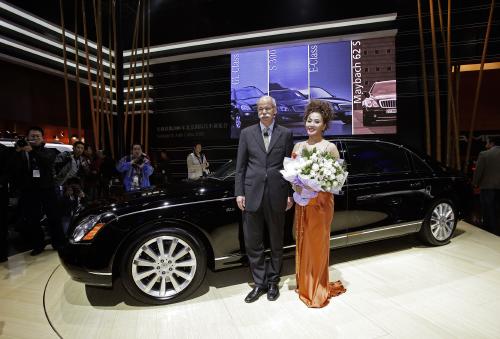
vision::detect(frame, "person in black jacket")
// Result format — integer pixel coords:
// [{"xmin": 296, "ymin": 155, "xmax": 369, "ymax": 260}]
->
[
  {"xmin": 11, "ymin": 127, "xmax": 64, "ymax": 255},
  {"xmin": 0, "ymin": 143, "xmax": 10, "ymax": 262}
]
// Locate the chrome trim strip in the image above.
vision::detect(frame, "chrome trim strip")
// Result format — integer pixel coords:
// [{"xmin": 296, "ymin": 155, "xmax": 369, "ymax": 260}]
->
[
  {"xmin": 214, "ymin": 235, "xmax": 347, "ymax": 261},
  {"xmin": 119, "ymin": 197, "xmax": 236, "ymax": 219},
  {"xmin": 87, "ymin": 271, "xmax": 112, "ymax": 276},
  {"xmin": 348, "ymin": 221, "xmax": 422, "ymax": 236}
]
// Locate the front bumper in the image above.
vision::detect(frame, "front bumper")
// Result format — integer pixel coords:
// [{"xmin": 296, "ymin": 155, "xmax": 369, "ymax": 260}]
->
[
  {"xmin": 363, "ymin": 108, "xmax": 397, "ymax": 121},
  {"xmin": 58, "ymin": 244, "xmax": 113, "ymax": 287}
]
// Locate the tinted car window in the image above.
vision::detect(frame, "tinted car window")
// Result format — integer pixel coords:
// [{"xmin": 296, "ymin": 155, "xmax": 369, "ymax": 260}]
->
[
  {"xmin": 411, "ymin": 153, "xmax": 433, "ymax": 174},
  {"xmin": 346, "ymin": 141, "xmax": 410, "ymax": 175}
]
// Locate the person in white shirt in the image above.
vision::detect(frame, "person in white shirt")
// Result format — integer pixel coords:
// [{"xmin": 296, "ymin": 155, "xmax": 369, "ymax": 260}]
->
[{"xmin": 187, "ymin": 143, "xmax": 209, "ymax": 180}]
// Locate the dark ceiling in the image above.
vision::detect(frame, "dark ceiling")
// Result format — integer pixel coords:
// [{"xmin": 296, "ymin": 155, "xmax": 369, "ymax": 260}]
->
[{"xmin": 6, "ymin": 0, "xmax": 406, "ymax": 49}]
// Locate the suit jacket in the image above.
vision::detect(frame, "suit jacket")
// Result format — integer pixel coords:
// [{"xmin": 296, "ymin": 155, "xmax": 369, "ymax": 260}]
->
[
  {"xmin": 235, "ymin": 123, "xmax": 294, "ymax": 212},
  {"xmin": 473, "ymin": 146, "xmax": 500, "ymax": 189}
]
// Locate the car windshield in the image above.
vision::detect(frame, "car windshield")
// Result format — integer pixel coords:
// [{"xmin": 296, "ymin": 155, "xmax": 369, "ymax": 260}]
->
[
  {"xmin": 310, "ymin": 87, "xmax": 334, "ymax": 99},
  {"xmin": 209, "ymin": 160, "xmax": 236, "ymax": 180},
  {"xmin": 271, "ymin": 90, "xmax": 306, "ymax": 101},
  {"xmin": 235, "ymin": 87, "xmax": 264, "ymax": 100},
  {"xmin": 371, "ymin": 81, "xmax": 396, "ymax": 96}
]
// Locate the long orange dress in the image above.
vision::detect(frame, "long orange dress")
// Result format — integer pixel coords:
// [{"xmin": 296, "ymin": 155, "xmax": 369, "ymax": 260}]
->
[{"xmin": 295, "ymin": 191, "xmax": 346, "ymax": 308}]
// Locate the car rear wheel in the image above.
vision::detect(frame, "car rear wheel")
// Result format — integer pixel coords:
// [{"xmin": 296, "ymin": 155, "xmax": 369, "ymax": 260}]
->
[
  {"xmin": 419, "ymin": 200, "xmax": 457, "ymax": 246},
  {"xmin": 120, "ymin": 227, "xmax": 207, "ymax": 304}
]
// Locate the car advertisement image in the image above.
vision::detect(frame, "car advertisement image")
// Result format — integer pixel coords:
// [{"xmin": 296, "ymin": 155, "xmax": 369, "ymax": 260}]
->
[{"xmin": 230, "ymin": 35, "xmax": 397, "ymax": 138}]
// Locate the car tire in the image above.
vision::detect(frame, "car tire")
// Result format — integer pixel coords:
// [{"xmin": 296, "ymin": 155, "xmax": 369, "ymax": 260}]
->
[
  {"xmin": 120, "ymin": 227, "xmax": 207, "ymax": 305},
  {"xmin": 234, "ymin": 113, "xmax": 242, "ymax": 129},
  {"xmin": 418, "ymin": 199, "xmax": 457, "ymax": 246}
]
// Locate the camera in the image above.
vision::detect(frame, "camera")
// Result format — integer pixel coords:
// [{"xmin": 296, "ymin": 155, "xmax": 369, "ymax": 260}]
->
[
  {"xmin": 135, "ymin": 156, "xmax": 145, "ymax": 166},
  {"xmin": 15, "ymin": 138, "xmax": 28, "ymax": 148}
]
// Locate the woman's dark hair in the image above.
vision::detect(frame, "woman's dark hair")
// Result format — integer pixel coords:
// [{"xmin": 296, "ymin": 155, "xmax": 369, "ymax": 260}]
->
[{"xmin": 303, "ymin": 99, "xmax": 333, "ymax": 129}]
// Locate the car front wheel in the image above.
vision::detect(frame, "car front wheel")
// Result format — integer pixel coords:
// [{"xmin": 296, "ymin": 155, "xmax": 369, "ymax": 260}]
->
[
  {"xmin": 419, "ymin": 200, "xmax": 457, "ymax": 246},
  {"xmin": 120, "ymin": 227, "xmax": 207, "ymax": 304}
]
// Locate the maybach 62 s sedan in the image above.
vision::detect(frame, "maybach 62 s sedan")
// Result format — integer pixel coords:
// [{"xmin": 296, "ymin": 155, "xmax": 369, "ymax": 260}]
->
[{"xmin": 59, "ymin": 139, "xmax": 470, "ymax": 305}]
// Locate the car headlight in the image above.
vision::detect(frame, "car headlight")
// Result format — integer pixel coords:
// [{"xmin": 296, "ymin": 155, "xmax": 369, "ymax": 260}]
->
[
  {"xmin": 278, "ymin": 104, "xmax": 290, "ymax": 112},
  {"xmin": 333, "ymin": 104, "xmax": 340, "ymax": 111},
  {"xmin": 71, "ymin": 213, "xmax": 115, "ymax": 242},
  {"xmin": 363, "ymin": 98, "xmax": 379, "ymax": 108},
  {"xmin": 240, "ymin": 104, "xmax": 252, "ymax": 112}
]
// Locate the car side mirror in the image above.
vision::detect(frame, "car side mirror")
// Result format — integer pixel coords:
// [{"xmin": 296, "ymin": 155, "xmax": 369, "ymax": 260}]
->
[{"xmin": 363, "ymin": 91, "xmax": 370, "ymax": 98}]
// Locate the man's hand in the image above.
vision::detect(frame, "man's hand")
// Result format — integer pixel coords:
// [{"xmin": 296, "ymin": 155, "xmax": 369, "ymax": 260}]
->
[
  {"xmin": 286, "ymin": 196, "xmax": 294, "ymax": 211},
  {"xmin": 23, "ymin": 145, "xmax": 32, "ymax": 153},
  {"xmin": 236, "ymin": 196, "xmax": 245, "ymax": 211}
]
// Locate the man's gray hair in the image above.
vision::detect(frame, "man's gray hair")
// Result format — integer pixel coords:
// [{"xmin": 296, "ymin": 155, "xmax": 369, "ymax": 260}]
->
[{"xmin": 258, "ymin": 95, "xmax": 277, "ymax": 108}]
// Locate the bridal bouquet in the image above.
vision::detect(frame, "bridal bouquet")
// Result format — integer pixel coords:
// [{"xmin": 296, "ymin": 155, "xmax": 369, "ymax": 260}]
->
[{"xmin": 280, "ymin": 147, "xmax": 348, "ymax": 206}]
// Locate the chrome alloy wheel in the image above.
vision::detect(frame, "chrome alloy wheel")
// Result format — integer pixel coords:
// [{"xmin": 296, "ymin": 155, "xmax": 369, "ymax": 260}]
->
[
  {"xmin": 430, "ymin": 203, "xmax": 455, "ymax": 241},
  {"xmin": 131, "ymin": 236, "xmax": 197, "ymax": 298}
]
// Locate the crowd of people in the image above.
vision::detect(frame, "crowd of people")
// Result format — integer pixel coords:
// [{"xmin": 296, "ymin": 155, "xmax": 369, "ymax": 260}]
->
[{"xmin": 0, "ymin": 128, "xmax": 174, "ymax": 262}]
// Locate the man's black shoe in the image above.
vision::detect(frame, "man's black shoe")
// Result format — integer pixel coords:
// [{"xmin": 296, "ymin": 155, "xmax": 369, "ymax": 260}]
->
[
  {"xmin": 30, "ymin": 247, "xmax": 45, "ymax": 256},
  {"xmin": 244, "ymin": 286, "xmax": 267, "ymax": 303},
  {"xmin": 267, "ymin": 283, "xmax": 280, "ymax": 301}
]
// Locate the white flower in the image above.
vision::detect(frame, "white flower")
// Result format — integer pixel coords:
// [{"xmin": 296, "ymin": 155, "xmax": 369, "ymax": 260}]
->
[{"xmin": 312, "ymin": 163, "xmax": 319, "ymax": 171}]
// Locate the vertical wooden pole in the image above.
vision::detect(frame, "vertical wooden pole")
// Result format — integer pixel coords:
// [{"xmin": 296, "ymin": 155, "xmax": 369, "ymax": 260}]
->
[
  {"xmin": 429, "ymin": 0, "xmax": 442, "ymax": 161},
  {"xmin": 81, "ymin": 0, "xmax": 98, "ymax": 147},
  {"xmin": 107, "ymin": 0, "xmax": 116, "ymax": 159},
  {"xmin": 417, "ymin": 0, "xmax": 431, "ymax": 156},
  {"xmin": 145, "ymin": 0, "xmax": 151, "ymax": 155},
  {"xmin": 140, "ymin": 0, "xmax": 146, "ymax": 147},
  {"xmin": 454, "ymin": 64, "xmax": 461, "ymax": 169},
  {"xmin": 74, "ymin": 0, "xmax": 82, "ymax": 140},
  {"xmin": 59, "ymin": 0, "xmax": 72, "ymax": 143},
  {"xmin": 465, "ymin": 0, "xmax": 495, "ymax": 173},
  {"xmin": 123, "ymin": 0, "xmax": 142, "ymax": 148}
]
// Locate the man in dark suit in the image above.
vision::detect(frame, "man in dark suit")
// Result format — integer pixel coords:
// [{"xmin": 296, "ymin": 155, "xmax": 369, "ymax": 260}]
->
[
  {"xmin": 473, "ymin": 136, "xmax": 500, "ymax": 235},
  {"xmin": 235, "ymin": 95, "xmax": 294, "ymax": 303}
]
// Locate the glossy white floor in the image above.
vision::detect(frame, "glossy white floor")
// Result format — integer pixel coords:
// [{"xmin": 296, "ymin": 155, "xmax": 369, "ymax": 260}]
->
[{"xmin": 1, "ymin": 221, "xmax": 500, "ymax": 339}]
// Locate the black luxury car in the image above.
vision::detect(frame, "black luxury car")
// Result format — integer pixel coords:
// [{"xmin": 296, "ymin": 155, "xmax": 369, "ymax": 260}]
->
[
  {"xmin": 230, "ymin": 86, "xmax": 297, "ymax": 129},
  {"xmin": 59, "ymin": 139, "xmax": 470, "ymax": 305},
  {"xmin": 362, "ymin": 80, "xmax": 397, "ymax": 126},
  {"xmin": 307, "ymin": 86, "xmax": 353, "ymax": 124}
]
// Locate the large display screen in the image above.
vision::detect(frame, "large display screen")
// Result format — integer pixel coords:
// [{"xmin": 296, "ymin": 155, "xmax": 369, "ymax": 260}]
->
[{"xmin": 230, "ymin": 36, "xmax": 396, "ymax": 138}]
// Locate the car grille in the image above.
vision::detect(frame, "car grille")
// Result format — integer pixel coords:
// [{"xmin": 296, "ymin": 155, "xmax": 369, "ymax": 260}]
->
[
  {"xmin": 338, "ymin": 104, "xmax": 352, "ymax": 111},
  {"xmin": 379, "ymin": 99, "xmax": 396, "ymax": 108},
  {"xmin": 292, "ymin": 104, "xmax": 306, "ymax": 112}
]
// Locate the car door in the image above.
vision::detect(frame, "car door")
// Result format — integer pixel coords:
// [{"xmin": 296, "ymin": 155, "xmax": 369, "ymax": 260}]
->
[
  {"xmin": 327, "ymin": 139, "xmax": 349, "ymax": 248},
  {"xmin": 344, "ymin": 140, "xmax": 427, "ymax": 245}
]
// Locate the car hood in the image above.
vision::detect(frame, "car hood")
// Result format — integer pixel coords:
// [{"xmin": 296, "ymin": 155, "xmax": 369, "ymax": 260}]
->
[
  {"xmin": 73, "ymin": 179, "xmax": 234, "ymax": 221},
  {"xmin": 370, "ymin": 94, "xmax": 396, "ymax": 100},
  {"xmin": 238, "ymin": 97, "xmax": 260, "ymax": 107},
  {"xmin": 313, "ymin": 96, "xmax": 351, "ymax": 105}
]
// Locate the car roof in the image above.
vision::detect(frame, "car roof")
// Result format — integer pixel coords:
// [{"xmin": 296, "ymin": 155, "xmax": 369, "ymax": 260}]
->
[{"xmin": 0, "ymin": 139, "xmax": 73, "ymax": 153}]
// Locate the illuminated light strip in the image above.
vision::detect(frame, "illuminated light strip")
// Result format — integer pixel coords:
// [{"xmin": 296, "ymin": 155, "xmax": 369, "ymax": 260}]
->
[
  {"xmin": 0, "ymin": 1, "xmax": 112, "ymax": 56},
  {"xmin": 0, "ymin": 18, "xmax": 113, "ymax": 68},
  {"xmin": 453, "ymin": 62, "xmax": 500, "ymax": 72},
  {"xmin": 96, "ymin": 97, "xmax": 154, "ymax": 105},
  {"xmin": 134, "ymin": 29, "xmax": 398, "ymax": 65},
  {"xmin": 123, "ymin": 13, "xmax": 397, "ymax": 58},
  {"xmin": 0, "ymin": 35, "xmax": 112, "ymax": 78}
]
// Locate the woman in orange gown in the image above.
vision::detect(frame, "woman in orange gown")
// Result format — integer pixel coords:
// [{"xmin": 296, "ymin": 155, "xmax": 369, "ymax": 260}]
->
[{"xmin": 292, "ymin": 100, "xmax": 346, "ymax": 308}]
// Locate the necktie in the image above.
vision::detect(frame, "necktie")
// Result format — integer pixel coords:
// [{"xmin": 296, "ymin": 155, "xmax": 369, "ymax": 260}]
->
[{"xmin": 263, "ymin": 127, "xmax": 270, "ymax": 152}]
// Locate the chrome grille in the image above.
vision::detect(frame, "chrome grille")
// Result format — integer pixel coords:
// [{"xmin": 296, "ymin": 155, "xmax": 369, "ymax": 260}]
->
[{"xmin": 379, "ymin": 99, "xmax": 396, "ymax": 108}]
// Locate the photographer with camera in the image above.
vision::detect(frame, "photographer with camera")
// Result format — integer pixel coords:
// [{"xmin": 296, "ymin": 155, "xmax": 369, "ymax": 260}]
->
[
  {"xmin": 10, "ymin": 127, "xmax": 64, "ymax": 255},
  {"xmin": 187, "ymin": 143, "xmax": 210, "ymax": 180},
  {"xmin": 117, "ymin": 143, "xmax": 154, "ymax": 191},
  {"xmin": 54, "ymin": 141, "xmax": 90, "ymax": 192}
]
